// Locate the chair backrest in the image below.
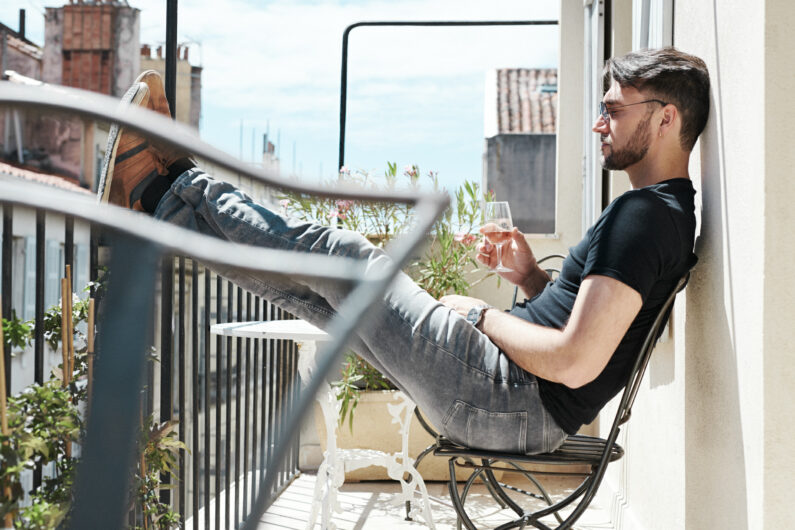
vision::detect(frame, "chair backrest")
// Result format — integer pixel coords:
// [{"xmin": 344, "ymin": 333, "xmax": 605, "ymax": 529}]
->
[
  {"xmin": 617, "ymin": 267, "xmax": 693, "ymax": 426},
  {"xmin": 567, "ymin": 265, "xmax": 695, "ymax": 526},
  {"xmin": 510, "ymin": 254, "xmax": 566, "ymax": 307}
]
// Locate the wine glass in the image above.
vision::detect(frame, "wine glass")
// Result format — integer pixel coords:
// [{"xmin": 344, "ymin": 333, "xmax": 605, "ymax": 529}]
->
[{"xmin": 483, "ymin": 201, "xmax": 513, "ymax": 272}]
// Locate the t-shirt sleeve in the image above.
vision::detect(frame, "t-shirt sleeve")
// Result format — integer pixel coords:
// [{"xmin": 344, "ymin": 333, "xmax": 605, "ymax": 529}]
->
[{"xmin": 581, "ymin": 191, "xmax": 677, "ymax": 301}]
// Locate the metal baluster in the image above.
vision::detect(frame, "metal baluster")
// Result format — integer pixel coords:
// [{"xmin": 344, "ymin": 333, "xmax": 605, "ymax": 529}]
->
[
  {"xmin": 203, "ymin": 268, "xmax": 211, "ymax": 530},
  {"xmin": 275, "ymin": 307, "xmax": 284, "ymax": 488},
  {"xmin": 65, "ymin": 216, "xmax": 74, "ymax": 290},
  {"xmin": 261, "ymin": 300, "xmax": 270, "ymax": 496},
  {"xmin": 215, "ymin": 275, "xmax": 223, "ymax": 530},
  {"xmin": 191, "ymin": 261, "xmax": 200, "ymax": 524},
  {"xmin": 33, "ymin": 210, "xmax": 45, "ymax": 490},
  {"xmin": 160, "ymin": 256, "xmax": 174, "ymax": 505},
  {"xmin": 251, "ymin": 295, "xmax": 261, "ymax": 507},
  {"xmin": 2, "ymin": 204, "xmax": 12, "ymax": 397},
  {"xmin": 243, "ymin": 290, "xmax": 252, "ymax": 518},
  {"xmin": 266, "ymin": 302, "xmax": 276, "ymax": 494},
  {"xmin": 178, "ymin": 257, "xmax": 186, "ymax": 518},
  {"xmin": 292, "ymin": 338, "xmax": 299, "ymax": 476},
  {"xmin": 225, "ymin": 280, "xmax": 233, "ymax": 529},
  {"xmin": 235, "ymin": 285, "xmax": 242, "ymax": 526}
]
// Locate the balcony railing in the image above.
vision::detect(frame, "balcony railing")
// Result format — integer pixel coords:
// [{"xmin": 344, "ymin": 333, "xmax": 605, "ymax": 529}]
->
[{"xmin": 1, "ymin": 207, "xmax": 302, "ymax": 529}]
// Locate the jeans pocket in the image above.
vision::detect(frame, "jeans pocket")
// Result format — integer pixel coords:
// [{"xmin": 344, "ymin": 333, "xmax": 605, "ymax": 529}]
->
[{"xmin": 442, "ymin": 400, "xmax": 528, "ymax": 453}]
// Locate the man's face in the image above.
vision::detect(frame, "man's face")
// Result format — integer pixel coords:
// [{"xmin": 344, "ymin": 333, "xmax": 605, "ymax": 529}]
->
[{"xmin": 593, "ymin": 82, "xmax": 656, "ymax": 171}]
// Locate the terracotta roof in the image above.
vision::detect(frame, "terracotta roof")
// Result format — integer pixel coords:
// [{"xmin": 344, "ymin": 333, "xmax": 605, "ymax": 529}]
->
[
  {"xmin": 0, "ymin": 161, "xmax": 92, "ymax": 195},
  {"xmin": 496, "ymin": 68, "xmax": 557, "ymax": 134}
]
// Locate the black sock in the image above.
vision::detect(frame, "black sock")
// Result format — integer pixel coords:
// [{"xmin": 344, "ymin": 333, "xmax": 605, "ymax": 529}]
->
[{"xmin": 141, "ymin": 158, "xmax": 196, "ymax": 214}]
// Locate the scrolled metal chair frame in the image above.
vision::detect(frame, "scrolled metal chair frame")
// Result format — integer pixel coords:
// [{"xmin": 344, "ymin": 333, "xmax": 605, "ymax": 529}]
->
[
  {"xmin": 414, "ymin": 266, "xmax": 693, "ymax": 529},
  {"xmin": 0, "ymin": 81, "xmax": 449, "ymax": 529}
]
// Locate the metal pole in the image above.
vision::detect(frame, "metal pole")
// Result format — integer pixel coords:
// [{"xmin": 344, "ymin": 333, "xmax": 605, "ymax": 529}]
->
[
  {"xmin": 1, "ymin": 205, "xmax": 12, "ymax": 397},
  {"xmin": 161, "ymin": 0, "xmax": 178, "ymax": 508},
  {"xmin": 165, "ymin": 0, "xmax": 178, "ymax": 119},
  {"xmin": 337, "ymin": 20, "xmax": 558, "ymax": 171}
]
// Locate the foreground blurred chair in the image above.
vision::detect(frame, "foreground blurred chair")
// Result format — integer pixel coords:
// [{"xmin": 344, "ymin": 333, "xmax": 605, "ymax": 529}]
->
[
  {"xmin": 414, "ymin": 261, "xmax": 694, "ymax": 529},
  {"xmin": 0, "ymin": 81, "xmax": 448, "ymax": 530}
]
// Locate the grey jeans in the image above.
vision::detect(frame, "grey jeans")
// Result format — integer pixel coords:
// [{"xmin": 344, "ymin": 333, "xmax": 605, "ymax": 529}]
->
[{"xmin": 155, "ymin": 169, "xmax": 567, "ymax": 454}]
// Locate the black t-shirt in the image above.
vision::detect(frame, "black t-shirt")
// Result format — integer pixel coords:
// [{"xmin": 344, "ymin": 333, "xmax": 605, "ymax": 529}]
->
[{"xmin": 509, "ymin": 178, "xmax": 696, "ymax": 434}]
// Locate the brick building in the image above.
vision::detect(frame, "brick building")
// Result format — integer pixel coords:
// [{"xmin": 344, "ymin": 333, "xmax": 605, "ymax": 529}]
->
[{"xmin": 2, "ymin": 1, "xmax": 202, "ymax": 191}]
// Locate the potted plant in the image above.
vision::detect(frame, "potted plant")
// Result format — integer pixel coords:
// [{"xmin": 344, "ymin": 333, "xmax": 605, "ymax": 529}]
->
[{"xmin": 281, "ymin": 163, "xmax": 493, "ymax": 480}]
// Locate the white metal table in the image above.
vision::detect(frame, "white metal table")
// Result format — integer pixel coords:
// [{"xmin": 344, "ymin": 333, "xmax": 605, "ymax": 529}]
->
[{"xmin": 210, "ymin": 319, "xmax": 435, "ymax": 529}]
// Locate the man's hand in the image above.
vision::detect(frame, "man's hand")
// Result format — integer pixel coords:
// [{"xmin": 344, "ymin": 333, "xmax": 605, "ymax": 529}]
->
[
  {"xmin": 476, "ymin": 227, "xmax": 547, "ymax": 297},
  {"xmin": 439, "ymin": 294, "xmax": 488, "ymax": 319}
]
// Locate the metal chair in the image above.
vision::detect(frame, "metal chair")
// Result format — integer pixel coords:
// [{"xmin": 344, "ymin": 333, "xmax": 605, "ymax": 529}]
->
[
  {"xmin": 414, "ymin": 263, "xmax": 694, "ymax": 529},
  {"xmin": 0, "ymin": 81, "xmax": 449, "ymax": 529}
]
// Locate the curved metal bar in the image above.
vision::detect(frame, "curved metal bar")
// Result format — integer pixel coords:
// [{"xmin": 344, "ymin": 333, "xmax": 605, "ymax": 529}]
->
[
  {"xmin": 0, "ymin": 180, "xmax": 368, "ymax": 282},
  {"xmin": 448, "ymin": 458, "xmax": 482, "ymax": 530},
  {"xmin": 504, "ymin": 462, "xmax": 564, "ymax": 525},
  {"xmin": 0, "ymin": 82, "xmax": 451, "ymax": 527},
  {"xmin": 0, "ymin": 81, "xmax": 446, "ymax": 206},
  {"xmin": 481, "ymin": 466, "xmax": 524, "ymax": 516},
  {"xmin": 338, "ymin": 19, "xmax": 559, "ymax": 169},
  {"xmin": 480, "ymin": 466, "xmax": 509, "ymax": 510},
  {"xmin": 414, "ymin": 406, "xmax": 439, "ymax": 437}
]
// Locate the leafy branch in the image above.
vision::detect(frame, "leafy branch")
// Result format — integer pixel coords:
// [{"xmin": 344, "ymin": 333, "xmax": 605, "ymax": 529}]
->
[{"xmin": 280, "ymin": 163, "xmax": 493, "ymax": 430}]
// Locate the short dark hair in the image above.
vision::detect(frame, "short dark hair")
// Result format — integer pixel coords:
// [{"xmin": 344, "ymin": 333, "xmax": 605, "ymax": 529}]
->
[{"xmin": 604, "ymin": 47, "xmax": 710, "ymax": 151}]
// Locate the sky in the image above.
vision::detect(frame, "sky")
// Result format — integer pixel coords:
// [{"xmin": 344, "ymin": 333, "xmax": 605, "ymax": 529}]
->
[{"xmin": 2, "ymin": 0, "xmax": 559, "ymax": 192}]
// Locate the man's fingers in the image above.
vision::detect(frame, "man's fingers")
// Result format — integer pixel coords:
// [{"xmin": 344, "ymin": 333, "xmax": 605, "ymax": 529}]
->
[{"xmin": 511, "ymin": 227, "xmax": 532, "ymax": 251}]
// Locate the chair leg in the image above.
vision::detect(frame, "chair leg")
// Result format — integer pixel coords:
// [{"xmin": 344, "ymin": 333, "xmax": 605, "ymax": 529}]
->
[
  {"xmin": 482, "ymin": 467, "xmax": 525, "ymax": 516},
  {"xmin": 448, "ymin": 458, "xmax": 480, "ymax": 530},
  {"xmin": 478, "ymin": 462, "xmax": 509, "ymax": 509},
  {"xmin": 504, "ymin": 463, "xmax": 564, "ymax": 525}
]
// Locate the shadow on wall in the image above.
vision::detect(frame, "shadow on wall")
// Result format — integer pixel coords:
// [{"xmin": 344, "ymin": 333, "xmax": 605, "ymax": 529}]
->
[{"xmin": 684, "ymin": 34, "xmax": 749, "ymax": 528}]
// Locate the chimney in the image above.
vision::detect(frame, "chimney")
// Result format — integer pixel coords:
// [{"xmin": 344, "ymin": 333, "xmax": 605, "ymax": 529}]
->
[
  {"xmin": 157, "ymin": 45, "xmax": 163, "ymax": 58},
  {"xmin": 141, "ymin": 44, "xmax": 151, "ymax": 58},
  {"xmin": 18, "ymin": 9, "xmax": 25, "ymax": 40},
  {"xmin": 183, "ymin": 46, "xmax": 189, "ymax": 61}
]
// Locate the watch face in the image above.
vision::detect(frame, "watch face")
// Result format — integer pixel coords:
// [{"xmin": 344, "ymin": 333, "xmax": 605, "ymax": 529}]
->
[{"xmin": 467, "ymin": 306, "xmax": 484, "ymax": 326}]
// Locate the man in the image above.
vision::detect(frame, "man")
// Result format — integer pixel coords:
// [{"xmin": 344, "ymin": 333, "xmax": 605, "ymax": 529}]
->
[{"xmin": 99, "ymin": 47, "xmax": 709, "ymax": 454}]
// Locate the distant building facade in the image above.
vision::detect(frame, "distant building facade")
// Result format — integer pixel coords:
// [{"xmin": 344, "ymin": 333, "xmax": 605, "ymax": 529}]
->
[
  {"xmin": 1, "ymin": 1, "xmax": 203, "ymax": 191},
  {"xmin": 140, "ymin": 43, "xmax": 202, "ymax": 129},
  {"xmin": 483, "ymin": 68, "xmax": 557, "ymax": 234}
]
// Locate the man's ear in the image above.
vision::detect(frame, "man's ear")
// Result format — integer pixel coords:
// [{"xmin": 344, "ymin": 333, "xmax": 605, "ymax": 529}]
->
[{"xmin": 659, "ymin": 104, "xmax": 677, "ymax": 135}]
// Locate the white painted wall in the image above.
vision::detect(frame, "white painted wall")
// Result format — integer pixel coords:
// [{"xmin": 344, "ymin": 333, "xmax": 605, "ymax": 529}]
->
[
  {"xmin": 592, "ymin": 1, "xmax": 795, "ymax": 529},
  {"xmin": 761, "ymin": 2, "xmax": 795, "ymax": 528}
]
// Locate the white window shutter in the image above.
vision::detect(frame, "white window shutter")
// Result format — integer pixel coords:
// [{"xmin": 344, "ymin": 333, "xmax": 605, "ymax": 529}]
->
[
  {"xmin": 23, "ymin": 238, "xmax": 36, "ymax": 321},
  {"xmin": 633, "ymin": 0, "xmax": 673, "ymax": 50}
]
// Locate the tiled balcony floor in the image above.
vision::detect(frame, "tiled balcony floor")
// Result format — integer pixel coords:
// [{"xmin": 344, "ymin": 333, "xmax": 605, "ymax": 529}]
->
[{"xmin": 258, "ymin": 472, "xmax": 614, "ymax": 529}]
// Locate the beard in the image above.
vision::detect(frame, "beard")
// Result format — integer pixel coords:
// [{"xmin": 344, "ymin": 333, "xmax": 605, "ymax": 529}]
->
[{"xmin": 601, "ymin": 112, "xmax": 653, "ymax": 170}]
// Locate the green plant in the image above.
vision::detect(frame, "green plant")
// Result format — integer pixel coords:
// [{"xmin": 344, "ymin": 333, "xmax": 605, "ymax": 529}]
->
[
  {"xmin": 132, "ymin": 417, "xmax": 186, "ymax": 530},
  {"xmin": 2, "ymin": 311, "xmax": 32, "ymax": 354},
  {"xmin": 0, "ymin": 274, "xmax": 185, "ymax": 529},
  {"xmin": 331, "ymin": 354, "xmax": 394, "ymax": 432},
  {"xmin": 280, "ymin": 163, "xmax": 492, "ymax": 431}
]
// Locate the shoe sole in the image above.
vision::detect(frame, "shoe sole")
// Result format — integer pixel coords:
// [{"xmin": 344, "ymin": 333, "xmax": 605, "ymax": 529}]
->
[{"xmin": 97, "ymin": 82, "xmax": 148, "ymax": 204}]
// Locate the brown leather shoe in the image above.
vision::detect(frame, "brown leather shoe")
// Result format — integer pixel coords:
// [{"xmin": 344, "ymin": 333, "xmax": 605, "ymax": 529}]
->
[
  {"xmin": 137, "ymin": 70, "xmax": 171, "ymax": 118},
  {"xmin": 97, "ymin": 70, "xmax": 189, "ymax": 210}
]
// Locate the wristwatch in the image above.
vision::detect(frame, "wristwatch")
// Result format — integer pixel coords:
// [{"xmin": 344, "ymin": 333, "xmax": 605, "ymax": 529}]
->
[{"xmin": 466, "ymin": 304, "xmax": 493, "ymax": 329}]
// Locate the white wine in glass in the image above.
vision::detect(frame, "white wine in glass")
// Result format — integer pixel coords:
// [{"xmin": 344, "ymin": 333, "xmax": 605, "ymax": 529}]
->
[{"xmin": 483, "ymin": 201, "xmax": 513, "ymax": 272}]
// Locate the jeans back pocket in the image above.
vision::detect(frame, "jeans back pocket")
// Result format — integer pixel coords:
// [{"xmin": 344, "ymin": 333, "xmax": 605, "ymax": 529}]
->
[{"xmin": 442, "ymin": 399, "xmax": 528, "ymax": 453}]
